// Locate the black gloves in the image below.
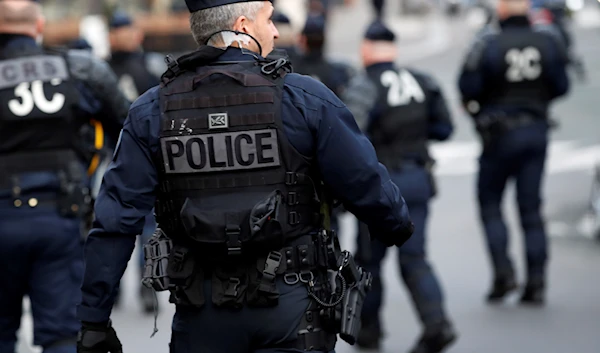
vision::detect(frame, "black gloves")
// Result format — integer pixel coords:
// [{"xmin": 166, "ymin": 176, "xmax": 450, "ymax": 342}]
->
[{"xmin": 77, "ymin": 320, "xmax": 123, "ymax": 353}]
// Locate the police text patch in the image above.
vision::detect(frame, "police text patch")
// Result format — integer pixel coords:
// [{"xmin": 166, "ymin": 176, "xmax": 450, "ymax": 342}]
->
[
  {"xmin": 161, "ymin": 129, "xmax": 280, "ymax": 174},
  {"xmin": 0, "ymin": 56, "xmax": 69, "ymax": 90}
]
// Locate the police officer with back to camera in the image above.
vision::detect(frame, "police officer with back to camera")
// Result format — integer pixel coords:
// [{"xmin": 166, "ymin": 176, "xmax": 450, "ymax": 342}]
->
[
  {"xmin": 271, "ymin": 11, "xmax": 301, "ymax": 63},
  {"xmin": 458, "ymin": 0, "xmax": 569, "ymax": 305},
  {"xmin": 75, "ymin": 1, "xmax": 415, "ymax": 352},
  {"xmin": 293, "ymin": 14, "xmax": 354, "ymax": 98},
  {"xmin": 342, "ymin": 21, "xmax": 457, "ymax": 353},
  {"xmin": 0, "ymin": 1, "xmax": 130, "ymax": 353},
  {"xmin": 107, "ymin": 9, "xmax": 166, "ymax": 315}
]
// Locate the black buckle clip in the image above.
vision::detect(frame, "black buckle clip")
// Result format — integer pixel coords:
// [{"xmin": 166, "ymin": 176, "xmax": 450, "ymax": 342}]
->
[
  {"xmin": 289, "ymin": 211, "xmax": 300, "ymax": 225},
  {"xmin": 225, "ymin": 225, "xmax": 242, "ymax": 256},
  {"xmin": 171, "ymin": 248, "xmax": 187, "ymax": 272},
  {"xmin": 285, "ymin": 172, "xmax": 297, "ymax": 185},
  {"xmin": 164, "ymin": 54, "xmax": 181, "ymax": 75},
  {"xmin": 263, "ymin": 251, "xmax": 282, "ymax": 281},
  {"xmin": 287, "ymin": 192, "xmax": 298, "ymax": 206},
  {"xmin": 224, "ymin": 277, "xmax": 241, "ymax": 297}
]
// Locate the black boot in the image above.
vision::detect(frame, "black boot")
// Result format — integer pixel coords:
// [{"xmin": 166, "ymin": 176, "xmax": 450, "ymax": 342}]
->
[
  {"xmin": 520, "ymin": 278, "xmax": 545, "ymax": 306},
  {"xmin": 486, "ymin": 274, "xmax": 517, "ymax": 302},
  {"xmin": 409, "ymin": 320, "xmax": 457, "ymax": 353},
  {"xmin": 357, "ymin": 317, "xmax": 383, "ymax": 350}
]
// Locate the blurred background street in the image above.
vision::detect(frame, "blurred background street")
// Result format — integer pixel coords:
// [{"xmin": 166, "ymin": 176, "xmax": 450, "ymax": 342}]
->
[{"xmin": 14, "ymin": 0, "xmax": 600, "ymax": 352}]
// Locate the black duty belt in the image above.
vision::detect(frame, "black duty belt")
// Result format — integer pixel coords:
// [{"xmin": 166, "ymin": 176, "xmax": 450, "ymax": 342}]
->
[
  {"xmin": 502, "ymin": 114, "xmax": 540, "ymax": 130},
  {"xmin": 0, "ymin": 150, "xmax": 79, "ymax": 188},
  {"xmin": 0, "ymin": 193, "xmax": 60, "ymax": 209}
]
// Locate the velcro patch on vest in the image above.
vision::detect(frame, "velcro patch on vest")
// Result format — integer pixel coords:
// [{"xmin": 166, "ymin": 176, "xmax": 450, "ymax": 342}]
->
[
  {"xmin": 161, "ymin": 129, "xmax": 281, "ymax": 174},
  {"xmin": 0, "ymin": 56, "xmax": 69, "ymax": 90}
]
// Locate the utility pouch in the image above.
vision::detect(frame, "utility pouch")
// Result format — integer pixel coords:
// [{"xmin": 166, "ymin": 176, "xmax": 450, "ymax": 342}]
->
[
  {"xmin": 57, "ymin": 162, "xmax": 92, "ymax": 218},
  {"xmin": 167, "ymin": 245, "xmax": 205, "ymax": 308},
  {"xmin": 246, "ymin": 251, "xmax": 282, "ymax": 307},
  {"xmin": 211, "ymin": 266, "xmax": 247, "ymax": 309},
  {"xmin": 142, "ymin": 228, "xmax": 172, "ymax": 292},
  {"xmin": 247, "ymin": 190, "xmax": 284, "ymax": 252}
]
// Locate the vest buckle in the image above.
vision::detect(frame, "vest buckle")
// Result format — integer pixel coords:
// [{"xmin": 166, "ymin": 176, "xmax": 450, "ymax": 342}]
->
[
  {"xmin": 287, "ymin": 192, "xmax": 299, "ymax": 206},
  {"xmin": 225, "ymin": 225, "xmax": 242, "ymax": 256},
  {"xmin": 288, "ymin": 211, "xmax": 300, "ymax": 225},
  {"xmin": 285, "ymin": 172, "xmax": 297, "ymax": 185},
  {"xmin": 224, "ymin": 277, "xmax": 241, "ymax": 298},
  {"xmin": 171, "ymin": 248, "xmax": 187, "ymax": 272},
  {"xmin": 165, "ymin": 55, "xmax": 181, "ymax": 76},
  {"xmin": 262, "ymin": 251, "xmax": 282, "ymax": 281}
]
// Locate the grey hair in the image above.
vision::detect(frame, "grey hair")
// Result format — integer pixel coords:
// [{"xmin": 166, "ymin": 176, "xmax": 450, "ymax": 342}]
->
[{"xmin": 190, "ymin": 2, "xmax": 265, "ymax": 47}]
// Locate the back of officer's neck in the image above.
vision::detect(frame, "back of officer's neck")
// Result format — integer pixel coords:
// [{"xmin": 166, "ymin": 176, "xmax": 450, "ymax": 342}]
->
[
  {"xmin": 0, "ymin": 27, "xmax": 37, "ymax": 40},
  {"xmin": 499, "ymin": 14, "xmax": 531, "ymax": 27},
  {"xmin": 0, "ymin": 33, "xmax": 37, "ymax": 48},
  {"xmin": 362, "ymin": 41, "xmax": 397, "ymax": 67}
]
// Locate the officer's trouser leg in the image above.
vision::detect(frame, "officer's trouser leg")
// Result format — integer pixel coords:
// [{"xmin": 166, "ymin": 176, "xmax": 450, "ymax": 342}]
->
[
  {"xmin": 372, "ymin": 0, "xmax": 385, "ymax": 16},
  {"xmin": 0, "ymin": 208, "xmax": 81, "ymax": 353},
  {"xmin": 515, "ymin": 145, "xmax": 548, "ymax": 280},
  {"xmin": 30, "ymin": 212, "xmax": 82, "ymax": 353},
  {"xmin": 478, "ymin": 156, "xmax": 514, "ymax": 277},
  {"xmin": 397, "ymin": 201, "xmax": 447, "ymax": 327},
  {"xmin": 0, "ymin": 210, "xmax": 27, "ymax": 353}
]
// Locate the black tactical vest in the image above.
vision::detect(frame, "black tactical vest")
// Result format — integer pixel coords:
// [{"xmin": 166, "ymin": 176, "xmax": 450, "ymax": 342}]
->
[
  {"xmin": 156, "ymin": 54, "xmax": 323, "ymax": 263},
  {"xmin": 367, "ymin": 66, "xmax": 430, "ymax": 168},
  {"xmin": 0, "ymin": 49, "xmax": 80, "ymax": 180},
  {"xmin": 484, "ymin": 29, "xmax": 552, "ymax": 117}
]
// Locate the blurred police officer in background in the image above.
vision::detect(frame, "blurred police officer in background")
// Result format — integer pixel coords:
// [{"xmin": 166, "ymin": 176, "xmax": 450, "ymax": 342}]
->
[
  {"xmin": 342, "ymin": 21, "xmax": 457, "ymax": 353},
  {"xmin": 67, "ymin": 38, "xmax": 94, "ymax": 51},
  {"xmin": 76, "ymin": 1, "xmax": 414, "ymax": 352},
  {"xmin": 106, "ymin": 9, "xmax": 165, "ymax": 315},
  {"xmin": 458, "ymin": 0, "xmax": 570, "ymax": 305},
  {"xmin": 271, "ymin": 11, "xmax": 301, "ymax": 62},
  {"xmin": 293, "ymin": 14, "xmax": 354, "ymax": 98},
  {"xmin": 0, "ymin": 1, "xmax": 129, "ymax": 353},
  {"xmin": 107, "ymin": 11, "xmax": 165, "ymax": 102},
  {"xmin": 292, "ymin": 13, "xmax": 356, "ymax": 234}
]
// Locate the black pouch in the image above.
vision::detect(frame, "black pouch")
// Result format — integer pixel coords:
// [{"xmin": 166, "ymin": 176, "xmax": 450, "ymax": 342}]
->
[
  {"xmin": 247, "ymin": 191, "xmax": 284, "ymax": 252},
  {"xmin": 180, "ymin": 198, "xmax": 251, "ymax": 258},
  {"xmin": 167, "ymin": 246, "xmax": 205, "ymax": 308},
  {"xmin": 246, "ymin": 251, "xmax": 282, "ymax": 307},
  {"xmin": 211, "ymin": 266, "xmax": 247, "ymax": 309},
  {"xmin": 180, "ymin": 198, "xmax": 234, "ymax": 245}
]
